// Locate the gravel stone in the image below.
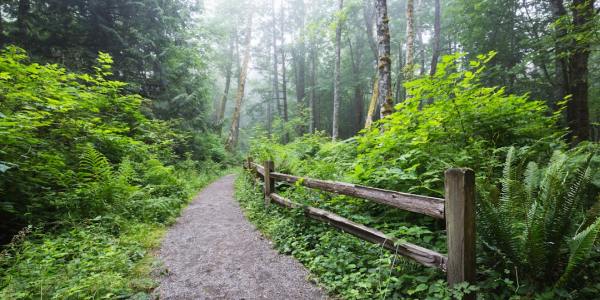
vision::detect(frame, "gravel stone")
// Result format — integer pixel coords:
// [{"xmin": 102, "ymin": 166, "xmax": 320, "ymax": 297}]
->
[{"xmin": 155, "ymin": 174, "xmax": 327, "ymax": 300}]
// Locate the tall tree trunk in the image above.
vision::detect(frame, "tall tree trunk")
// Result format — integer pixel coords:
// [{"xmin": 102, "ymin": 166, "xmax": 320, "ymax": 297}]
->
[
  {"xmin": 226, "ymin": 11, "xmax": 253, "ymax": 151},
  {"xmin": 348, "ymin": 37, "xmax": 364, "ymax": 134},
  {"xmin": 566, "ymin": 0, "xmax": 594, "ymax": 142},
  {"xmin": 310, "ymin": 43, "xmax": 318, "ymax": 133},
  {"xmin": 363, "ymin": 0, "xmax": 378, "ymax": 61},
  {"xmin": 216, "ymin": 34, "xmax": 235, "ymax": 133},
  {"xmin": 332, "ymin": 0, "xmax": 344, "ymax": 140},
  {"xmin": 362, "ymin": 0, "xmax": 379, "ymax": 128},
  {"xmin": 282, "ymin": 50, "xmax": 289, "ymax": 142},
  {"xmin": 429, "ymin": 0, "xmax": 441, "ymax": 76},
  {"xmin": 16, "ymin": 0, "xmax": 30, "ymax": 47},
  {"xmin": 550, "ymin": 0, "xmax": 594, "ymax": 143},
  {"xmin": 0, "ymin": 5, "xmax": 4, "ymax": 47},
  {"xmin": 272, "ymin": 0, "xmax": 281, "ymax": 120},
  {"xmin": 280, "ymin": 2, "xmax": 289, "ymax": 143},
  {"xmin": 296, "ymin": 0, "xmax": 306, "ymax": 106},
  {"xmin": 550, "ymin": 0, "xmax": 568, "ymax": 107},
  {"xmin": 417, "ymin": 0, "xmax": 425, "ymax": 76},
  {"xmin": 395, "ymin": 41, "xmax": 405, "ymax": 102},
  {"xmin": 267, "ymin": 74, "xmax": 273, "ymax": 136},
  {"xmin": 375, "ymin": 0, "xmax": 393, "ymax": 119},
  {"xmin": 364, "ymin": 79, "xmax": 378, "ymax": 128},
  {"xmin": 405, "ymin": 0, "xmax": 416, "ymax": 78}
]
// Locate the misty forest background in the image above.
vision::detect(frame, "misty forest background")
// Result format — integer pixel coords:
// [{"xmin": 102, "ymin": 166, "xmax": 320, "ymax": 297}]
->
[{"xmin": 1, "ymin": 0, "xmax": 600, "ymax": 299}]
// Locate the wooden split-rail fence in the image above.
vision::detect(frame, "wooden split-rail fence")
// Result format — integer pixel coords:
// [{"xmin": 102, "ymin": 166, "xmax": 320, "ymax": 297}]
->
[{"xmin": 243, "ymin": 157, "xmax": 476, "ymax": 294}]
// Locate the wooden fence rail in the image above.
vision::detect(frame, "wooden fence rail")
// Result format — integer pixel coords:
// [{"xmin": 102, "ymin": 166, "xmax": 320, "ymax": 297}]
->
[{"xmin": 243, "ymin": 157, "xmax": 476, "ymax": 293}]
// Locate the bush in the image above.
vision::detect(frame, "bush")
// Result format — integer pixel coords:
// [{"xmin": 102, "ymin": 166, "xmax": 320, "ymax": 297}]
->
[{"xmin": 354, "ymin": 52, "xmax": 563, "ymax": 196}]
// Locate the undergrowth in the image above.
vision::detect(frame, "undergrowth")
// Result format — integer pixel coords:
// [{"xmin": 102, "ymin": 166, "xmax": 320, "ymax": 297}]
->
[
  {"xmin": 238, "ymin": 53, "xmax": 600, "ymax": 299},
  {"xmin": 0, "ymin": 47, "xmax": 232, "ymax": 299},
  {"xmin": 0, "ymin": 162, "xmax": 226, "ymax": 299},
  {"xmin": 235, "ymin": 173, "xmax": 475, "ymax": 300}
]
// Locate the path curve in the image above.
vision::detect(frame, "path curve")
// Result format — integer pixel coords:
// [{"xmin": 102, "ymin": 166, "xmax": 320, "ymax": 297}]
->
[{"xmin": 156, "ymin": 174, "xmax": 326, "ymax": 299}]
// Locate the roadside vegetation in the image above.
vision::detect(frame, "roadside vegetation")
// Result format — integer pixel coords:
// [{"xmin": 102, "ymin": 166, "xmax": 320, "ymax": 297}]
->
[
  {"xmin": 236, "ymin": 54, "xmax": 600, "ymax": 299},
  {"xmin": 0, "ymin": 48, "xmax": 231, "ymax": 299}
]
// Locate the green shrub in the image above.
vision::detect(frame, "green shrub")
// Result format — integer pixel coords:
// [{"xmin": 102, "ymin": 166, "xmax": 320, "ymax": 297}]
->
[{"xmin": 354, "ymin": 52, "xmax": 563, "ymax": 196}]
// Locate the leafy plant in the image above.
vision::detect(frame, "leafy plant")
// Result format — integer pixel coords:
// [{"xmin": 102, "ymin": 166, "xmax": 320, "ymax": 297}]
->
[
  {"xmin": 354, "ymin": 52, "xmax": 563, "ymax": 196},
  {"xmin": 478, "ymin": 146, "xmax": 600, "ymax": 289}
]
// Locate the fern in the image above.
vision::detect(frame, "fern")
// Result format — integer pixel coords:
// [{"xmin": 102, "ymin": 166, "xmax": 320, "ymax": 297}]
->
[
  {"xmin": 480, "ymin": 148, "xmax": 597, "ymax": 286},
  {"xmin": 556, "ymin": 218, "xmax": 600, "ymax": 287},
  {"xmin": 79, "ymin": 145, "xmax": 112, "ymax": 182},
  {"xmin": 544, "ymin": 153, "xmax": 592, "ymax": 274}
]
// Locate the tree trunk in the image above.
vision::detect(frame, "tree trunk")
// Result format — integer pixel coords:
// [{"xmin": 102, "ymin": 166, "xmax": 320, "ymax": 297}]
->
[
  {"xmin": 282, "ymin": 50, "xmax": 289, "ymax": 142},
  {"xmin": 296, "ymin": 0, "xmax": 306, "ymax": 106},
  {"xmin": 375, "ymin": 0, "xmax": 393, "ymax": 119},
  {"xmin": 310, "ymin": 43, "xmax": 318, "ymax": 133},
  {"xmin": 280, "ymin": 2, "xmax": 289, "ymax": 143},
  {"xmin": 0, "ymin": 5, "xmax": 4, "ymax": 47},
  {"xmin": 267, "ymin": 74, "xmax": 273, "ymax": 136},
  {"xmin": 550, "ymin": 0, "xmax": 568, "ymax": 107},
  {"xmin": 429, "ymin": 0, "xmax": 441, "ymax": 76},
  {"xmin": 362, "ymin": 0, "xmax": 379, "ymax": 128},
  {"xmin": 550, "ymin": 0, "xmax": 594, "ymax": 143},
  {"xmin": 16, "ymin": 0, "xmax": 30, "ymax": 47},
  {"xmin": 332, "ymin": 0, "xmax": 343, "ymax": 140},
  {"xmin": 417, "ymin": 0, "xmax": 425, "ymax": 76},
  {"xmin": 395, "ymin": 41, "xmax": 405, "ymax": 103},
  {"xmin": 405, "ymin": 0, "xmax": 416, "ymax": 78},
  {"xmin": 272, "ymin": 0, "xmax": 281, "ymax": 121},
  {"xmin": 216, "ymin": 34, "xmax": 235, "ymax": 133},
  {"xmin": 566, "ymin": 0, "xmax": 593, "ymax": 142},
  {"xmin": 363, "ymin": 0, "xmax": 378, "ymax": 61},
  {"xmin": 226, "ymin": 11, "xmax": 253, "ymax": 151},
  {"xmin": 364, "ymin": 78, "xmax": 378, "ymax": 128},
  {"xmin": 348, "ymin": 37, "xmax": 364, "ymax": 134}
]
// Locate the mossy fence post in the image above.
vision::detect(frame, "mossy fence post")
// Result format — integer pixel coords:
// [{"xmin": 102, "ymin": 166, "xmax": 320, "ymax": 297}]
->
[
  {"xmin": 263, "ymin": 160, "xmax": 274, "ymax": 206},
  {"xmin": 444, "ymin": 168, "xmax": 476, "ymax": 299}
]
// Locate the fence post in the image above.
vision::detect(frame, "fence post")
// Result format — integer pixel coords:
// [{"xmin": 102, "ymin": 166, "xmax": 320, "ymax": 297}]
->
[
  {"xmin": 263, "ymin": 160, "xmax": 274, "ymax": 206},
  {"xmin": 246, "ymin": 157, "xmax": 253, "ymax": 171},
  {"xmin": 444, "ymin": 168, "xmax": 476, "ymax": 297}
]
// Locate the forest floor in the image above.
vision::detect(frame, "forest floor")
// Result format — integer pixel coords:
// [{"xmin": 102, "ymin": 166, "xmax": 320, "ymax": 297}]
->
[{"xmin": 154, "ymin": 174, "xmax": 326, "ymax": 299}]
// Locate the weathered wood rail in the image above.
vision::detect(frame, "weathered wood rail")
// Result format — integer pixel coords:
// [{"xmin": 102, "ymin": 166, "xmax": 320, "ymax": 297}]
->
[{"xmin": 243, "ymin": 157, "xmax": 476, "ymax": 293}]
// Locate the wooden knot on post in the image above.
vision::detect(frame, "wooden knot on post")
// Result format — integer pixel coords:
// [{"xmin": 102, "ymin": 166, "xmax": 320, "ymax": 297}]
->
[
  {"xmin": 444, "ymin": 168, "xmax": 476, "ymax": 299},
  {"xmin": 263, "ymin": 160, "xmax": 275, "ymax": 206}
]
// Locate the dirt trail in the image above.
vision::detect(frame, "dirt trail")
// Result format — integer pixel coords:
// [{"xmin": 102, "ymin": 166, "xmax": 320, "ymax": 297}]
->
[{"xmin": 155, "ymin": 174, "xmax": 326, "ymax": 299}]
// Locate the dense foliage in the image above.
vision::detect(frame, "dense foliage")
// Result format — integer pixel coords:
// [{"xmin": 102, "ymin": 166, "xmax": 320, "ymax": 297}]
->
[
  {"xmin": 239, "ymin": 54, "xmax": 600, "ymax": 299},
  {"xmin": 0, "ymin": 47, "xmax": 227, "ymax": 298}
]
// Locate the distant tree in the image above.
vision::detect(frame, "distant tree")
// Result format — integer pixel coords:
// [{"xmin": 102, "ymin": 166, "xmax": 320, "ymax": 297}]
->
[
  {"xmin": 332, "ymin": 0, "xmax": 344, "ymax": 140},
  {"xmin": 551, "ymin": 0, "xmax": 597, "ymax": 143},
  {"xmin": 216, "ymin": 32, "xmax": 236, "ymax": 133},
  {"xmin": 405, "ymin": 0, "xmax": 416, "ymax": 77},
  {"xmin": 375, "ymin": 0, "xmax": 393, "ymax": 120},
  {"xmin": 429, "ymin": 0, "xmax": 441, "ymax": 76},
  {"xmin": 227, "ymin": 10, "xmax": 253, "ymax": 150}
]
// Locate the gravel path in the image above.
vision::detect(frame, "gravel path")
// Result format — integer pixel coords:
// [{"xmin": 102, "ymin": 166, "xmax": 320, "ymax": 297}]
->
[{"xmin": 155, "ymin": 174, "xmax": 326, "ymax": 300}]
